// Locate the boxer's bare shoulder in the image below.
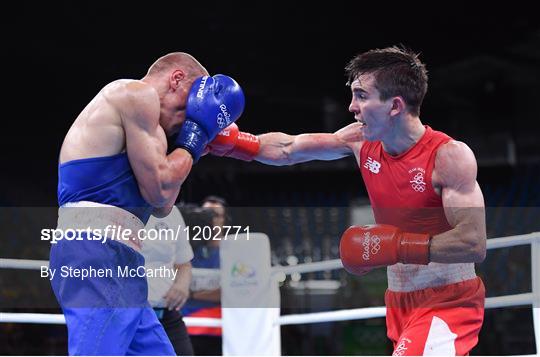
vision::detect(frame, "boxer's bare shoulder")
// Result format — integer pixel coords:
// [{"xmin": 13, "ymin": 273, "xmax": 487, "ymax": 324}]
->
[
  {"xmin": 59, "ymin": 80, "xmax": 159, "ymax": 163},
  {"xmin": 432, "ymin": 140, "xmax": 478, "ymax": 195},
  {"xmin": 103, "ymin": 80, "xmax": 159, "ymax": 116}
]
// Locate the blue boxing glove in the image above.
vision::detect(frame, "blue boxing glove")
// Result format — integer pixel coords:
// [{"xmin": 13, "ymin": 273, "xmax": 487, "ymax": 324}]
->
[{"xmin": 175, "ymin": 74, "xmax": 245, "ymax": 161}]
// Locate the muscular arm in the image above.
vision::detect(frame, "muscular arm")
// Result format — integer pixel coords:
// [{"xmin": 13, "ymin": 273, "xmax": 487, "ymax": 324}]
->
[
  {"xmin": 430, "ymin": 141, "xmax": 487, "ymax": 263},
  {"xmin": 255, "ymin": 122, "xmax": 364, "ymax": 166},
  {"xmin": 114, "ymin": 81, "xmax": 193, "ymax": 211}
]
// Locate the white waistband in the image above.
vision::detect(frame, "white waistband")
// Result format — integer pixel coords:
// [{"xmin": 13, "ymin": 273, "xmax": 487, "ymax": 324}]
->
[
  {"xmin": 58, "ymin": 201, "xmax": 144, "ymax": 251},
  {"xmin": 387, "ymin": 262, "xmax": 476, "ymax": 292}
]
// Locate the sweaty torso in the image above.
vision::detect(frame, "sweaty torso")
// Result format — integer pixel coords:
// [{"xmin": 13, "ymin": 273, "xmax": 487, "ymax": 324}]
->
[
  {"xmin": 356, "ymin": 126, "xmax": 476, "ymax": 292},
  {"xmin": 60, "ymin": 80, "xmax": 134, "ymax": 163},
  {"xmin": 57, "ymin": 80, "xmax": 158, "ymax": 223}
]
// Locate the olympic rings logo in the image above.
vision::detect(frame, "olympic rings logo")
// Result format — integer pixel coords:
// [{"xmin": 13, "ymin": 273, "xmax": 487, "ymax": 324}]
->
[
  {"xmin": 362, "ymin": 233, "xmax": 381, "ymax": 261},
  {"xmin": 371, "ymin": 235, "xmax": 381, "ymax": 255},
  {"xmin": 409, "ymin": 172, "xmax": 426, "ymax": 192},
  {"xmin": 217, "ymin": 113, "xmax": 226, "ymax": 128}
]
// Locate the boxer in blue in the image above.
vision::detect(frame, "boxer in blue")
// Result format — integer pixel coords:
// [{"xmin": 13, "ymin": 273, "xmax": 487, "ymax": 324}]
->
[{"xmin": 50, "ymin": 52, "xmax": 245, "ymax": 355}]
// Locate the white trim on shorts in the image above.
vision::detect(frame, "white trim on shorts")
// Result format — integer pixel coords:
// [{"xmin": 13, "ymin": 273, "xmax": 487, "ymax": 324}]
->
[
  {"xmin": 388, "ymin": 262, "xmax": 477, "ymax": 292},
  {"xmin": 423, "ymin": 316, "xmax": 458, "ymax": 356},
  {"xmin": 58, "ymin": 201, "xmax": 144, "ymax": 251}
]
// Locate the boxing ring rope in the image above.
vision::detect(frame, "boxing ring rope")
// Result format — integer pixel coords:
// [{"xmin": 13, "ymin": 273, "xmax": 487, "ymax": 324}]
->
[
  {"xmin": 0, "ymin": 312, "xmax": 222, "ymax": 327},
  {"xmin": 1, "ymin": 232, "xmax": 539, "ymax": 354}
]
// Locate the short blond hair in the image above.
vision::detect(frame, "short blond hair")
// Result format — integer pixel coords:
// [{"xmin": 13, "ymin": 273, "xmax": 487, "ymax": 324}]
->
[{"xmin": 147, "ymin": 52, "xmax": 208, "ymax": 78}]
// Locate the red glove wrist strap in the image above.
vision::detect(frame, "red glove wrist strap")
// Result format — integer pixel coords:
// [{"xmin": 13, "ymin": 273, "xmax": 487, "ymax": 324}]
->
[
  {"xmin": 228, "ymin": 132, "xmax": 260, "ymax": 161},
  {"xmin": 400, "ymin": 232, "xmax": 431, "ymax": 265}
]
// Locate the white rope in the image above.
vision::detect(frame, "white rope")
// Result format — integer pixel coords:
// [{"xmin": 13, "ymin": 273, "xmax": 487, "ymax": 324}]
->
[
  {"xmin": 486, "ymin": 232, "xmax": 540, "ymax": 249},
  {"xmin": 0, "ymin": 313, "xmax": 65, "ymax": 324},
  {"xmin": 271, "ymin": 259, "xmax": 342, "ymax": 275},
  {"xmin": 269, "ymin": 233, "xmax": 540, "ymax": 276},
  {"xmin": 0, "ymin": 259, "xmax": 49, "ymax": 269},
  {"xmin": 277, "ymin": 307, "xmax": 386, "ymax": 326},
  {"xmin": 0, "ymin": 312, "xmax": 221, "ymax": 327},
  {"xmin": 275, "ymin": 293, "xmax": 536, "ymax": 326},
  {"xmin": 486, "ymin": 293, "xmax": 535, "ymax": 309},
  {"xmin": 1, "ymin": 292, "xmax": 533, "ymax": 326}
]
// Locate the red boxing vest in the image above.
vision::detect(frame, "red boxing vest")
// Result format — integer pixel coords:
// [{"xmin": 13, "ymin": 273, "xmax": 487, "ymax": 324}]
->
[{"xmin": 359, "ymin": 126, "xmax": 452, "ymax": 236}]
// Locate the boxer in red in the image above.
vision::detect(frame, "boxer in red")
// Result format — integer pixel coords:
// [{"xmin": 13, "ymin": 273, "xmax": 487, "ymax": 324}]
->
[{"xmin": 206, "ymin": 46, "xmax": 486, "ymax": 356}]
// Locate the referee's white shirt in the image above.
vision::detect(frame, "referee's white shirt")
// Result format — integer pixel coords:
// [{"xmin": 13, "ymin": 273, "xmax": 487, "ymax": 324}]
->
[{"xmin": 142, "ymin": 206, "xmax": 194, "ymax": 308}]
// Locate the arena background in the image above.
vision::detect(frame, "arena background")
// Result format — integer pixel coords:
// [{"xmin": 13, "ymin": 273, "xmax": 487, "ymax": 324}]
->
[{"xmin": 1, "ymin": 2, "xmax": 540, "ymax": 355}]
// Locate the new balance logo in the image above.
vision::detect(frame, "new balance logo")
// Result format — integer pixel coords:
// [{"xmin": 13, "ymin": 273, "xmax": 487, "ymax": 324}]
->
[{"xmin": 364, "ymin": 157, "xmax": 381, "ymax": 174}]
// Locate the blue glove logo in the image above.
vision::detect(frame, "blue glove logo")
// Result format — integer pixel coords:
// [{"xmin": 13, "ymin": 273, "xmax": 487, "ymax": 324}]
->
[
  {"xmin": 217, "ymin": 113, "xmax": 226, "ymax": 128},
  {"xmin": 178, "ymin": 74, "xmax": 245, "ymax": 161},
  {"xmin": 196, "ymin": 76, "xmax": 209, "ymax": 99},
  {"xmin": 217, "ymin": 104, "xmax": 232, "ymax": 128}
]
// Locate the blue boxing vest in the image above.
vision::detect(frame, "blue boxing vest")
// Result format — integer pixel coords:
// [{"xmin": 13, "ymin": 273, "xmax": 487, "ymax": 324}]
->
[{"xmin": 57, "ymin": 153, "xmax": 153, "ymax": 224}]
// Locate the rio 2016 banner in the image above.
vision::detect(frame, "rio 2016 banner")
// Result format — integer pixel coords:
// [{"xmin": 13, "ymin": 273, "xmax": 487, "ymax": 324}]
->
[{"xmin": 220, "ymin": 233, "xmax": 280, "ymax": 356}]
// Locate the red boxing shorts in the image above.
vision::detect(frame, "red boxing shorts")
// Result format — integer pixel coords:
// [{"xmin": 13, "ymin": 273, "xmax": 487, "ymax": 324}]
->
[{"xmin": 385, "ymin": 277, "xmax": 485, "ymax": 356}]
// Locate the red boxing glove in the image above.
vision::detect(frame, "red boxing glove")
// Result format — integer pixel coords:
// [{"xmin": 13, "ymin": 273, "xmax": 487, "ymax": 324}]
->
[
  {"xmin": 339, "ymin": 224, "xmax": 430, "ymax": 275},
  {"xmin": 208, "ymin": 123, "xmax": 260, "ymax": 161}
]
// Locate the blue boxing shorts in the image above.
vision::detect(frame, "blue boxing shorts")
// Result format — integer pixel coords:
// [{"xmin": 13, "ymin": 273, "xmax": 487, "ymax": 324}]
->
[{"xmin": 49, "ymin": 205, "xmax": 174, "ymax": 356}]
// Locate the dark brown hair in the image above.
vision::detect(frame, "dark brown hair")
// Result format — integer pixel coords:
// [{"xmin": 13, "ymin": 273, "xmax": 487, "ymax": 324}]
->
[{"xmin": 345, "ymin": 45, "xmax": 428, "ymax": 116}]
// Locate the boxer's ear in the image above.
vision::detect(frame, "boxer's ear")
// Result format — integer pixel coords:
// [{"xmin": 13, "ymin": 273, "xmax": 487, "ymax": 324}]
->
[
  {"xmin": 170, "ymin": 70, "xmax": 186, "ymax": 90},
  {"xmin": 389, "ymin": 96, "xmax": 406, "ymax": 117}
]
